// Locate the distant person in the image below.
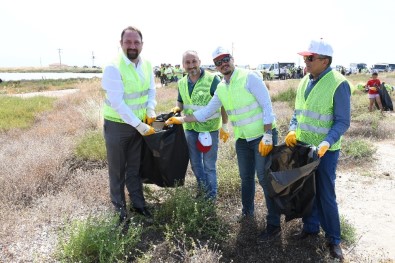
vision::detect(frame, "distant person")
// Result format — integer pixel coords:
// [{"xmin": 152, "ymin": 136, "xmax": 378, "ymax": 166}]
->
[
  {"xmin": 166, "ymin": 46, "xmax": 280, "ymax": 243},
  {"xmin": 101, "ymin": 26, "xmax": 157, "ymax": 225},
  {"xmin": 366, "ymin": 72, "xmax": 383, "ymax": 112},
  {"xmin": 285, "ymin": 39, "xmax": 351, "ymax": 261},
  {"xmin": 340, "ymin": 66, "xmax": 345, "ymax": 75},
  {"xmin": 172, "ymin": 50, "xmax": 228, "ymax": 200},
  {"xmin": 173, "ymin": 64, "xmax": 184, "ymax": 82}
]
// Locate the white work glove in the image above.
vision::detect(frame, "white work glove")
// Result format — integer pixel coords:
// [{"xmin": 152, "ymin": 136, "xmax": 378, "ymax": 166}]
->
[
  {"xmin": 258, "ymin": 133, "xmax": 273, "ymax": 157},
  {"xmin": 317, "ymin": 141, "xmax": 330, "ymax": 158},
  {"xmin": 165, "ymin": 117, "xmax": 185, "ymax": 125},
  {"xmin": 135, "ymin": 122, "xmax": 155, "ymax": 136},
  {"xmin": 219, "ymin": 123, "xmax": 230, "ymax": 143}
]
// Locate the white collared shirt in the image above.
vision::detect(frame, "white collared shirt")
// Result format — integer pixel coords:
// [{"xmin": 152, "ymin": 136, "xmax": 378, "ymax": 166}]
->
[{"xmin": 101, "ymin": 53, "xmax": 156, "ymax": 127}]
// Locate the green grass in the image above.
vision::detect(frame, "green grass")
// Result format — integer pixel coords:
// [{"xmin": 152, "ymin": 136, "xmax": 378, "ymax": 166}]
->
[
  {"xmin": 342, "ymin": 139, "xmax": 376, "ymax": 160},
  {"xmin": 56, "ymin": 215, "xmax": 142, "ymax": 263},
  {"xmin": 340, "ymin": 215, "xmax": 357, "ymax": 245},
  {"xmin": 155, "ymin": 186, "xmax": 228, "ymax": 247},
  {"xmin": 0, "ymin": 96, "xmax": 55, "ymax": 131},
  {"xmin": 271, "ymin": 87, "xmax": 297, "ymax": 107},
  {"xmin": 74, "ymin": 130, "xmax": 106, "ymax": 161}
]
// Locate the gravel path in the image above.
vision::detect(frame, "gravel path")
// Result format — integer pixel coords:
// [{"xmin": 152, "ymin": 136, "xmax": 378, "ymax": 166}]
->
[{"xmin": 337, "ymin": 139, "xmax": 395, "ymax": 261}]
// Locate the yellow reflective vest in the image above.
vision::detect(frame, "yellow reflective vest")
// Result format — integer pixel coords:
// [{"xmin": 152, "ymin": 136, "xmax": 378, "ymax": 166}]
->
[
  {"xmin": 178, "ymin": 71, "xmax": 221, "ymax": 132},
  {"xmin": 295, "ymin": 70, "xmax": 347, "ymax": 150},
  {"xmin": 103, "ymin": 54, "xmax": 152, "ymax": 123},
  {"xmin": 216, "ymin": 69, "xmax": 274, "ymax": 139}
]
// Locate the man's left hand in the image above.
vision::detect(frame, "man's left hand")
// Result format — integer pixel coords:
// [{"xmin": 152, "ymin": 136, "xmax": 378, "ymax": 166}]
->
[
  {"xmin": 317, "ymin": 141, "xmax": 330, "ymax": 158},
  {"xmin": 259, "ymin": 133, "xmax": 273, "ymax": 157}
]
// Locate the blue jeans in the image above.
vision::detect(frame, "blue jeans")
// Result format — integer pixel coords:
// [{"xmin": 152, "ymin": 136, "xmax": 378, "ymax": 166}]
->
[
  {"xmin": 185, "ymin": 130, "xmax": 219, "ymax": 199},
  {"xmin": 302, "ymin": 150, "xmax": 341, "ymax": 245},
  {"xmin": 235, "ymin": 129, "xmax": 280, "ymax": 227}
]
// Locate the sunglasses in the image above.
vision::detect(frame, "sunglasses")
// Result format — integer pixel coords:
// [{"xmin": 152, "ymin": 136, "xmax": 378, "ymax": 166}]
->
[
  {"xmin": 214, "ymin": 56, "xmax": 231, "ymax": 67},
  {"xmin": 304, "ymin": 55, "xmax": 326, "ymax": 62}
]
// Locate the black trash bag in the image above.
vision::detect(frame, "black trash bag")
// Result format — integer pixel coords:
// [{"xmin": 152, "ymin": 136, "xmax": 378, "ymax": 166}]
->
[
  {"xmin": 376, "ymin": 83, "xmax": 393, "ymax": 111},
  {"xmin": 140, "ymin": 112, "xmax": 189, "ymax": 187},
  {"xmin": 266, "ymin": 143, "xmax": 320, "ymax": 222}
]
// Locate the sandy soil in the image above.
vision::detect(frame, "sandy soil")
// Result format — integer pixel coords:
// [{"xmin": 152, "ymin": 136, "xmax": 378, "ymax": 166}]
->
[{"xmin": 337, "ymin": 139, "xmax": 395, "ymax": 261}]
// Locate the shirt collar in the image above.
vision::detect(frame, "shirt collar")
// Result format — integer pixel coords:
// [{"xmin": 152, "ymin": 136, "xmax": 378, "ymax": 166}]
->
[
  {"xmin": 309, "ymin": 67, "xmax": 332, "ymax": 82},
  {"xmin": 121, "ymin": 52, "xmax": 141, "ymax": 67}
]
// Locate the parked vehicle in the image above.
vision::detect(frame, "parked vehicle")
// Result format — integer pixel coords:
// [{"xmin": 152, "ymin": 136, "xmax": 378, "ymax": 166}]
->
[
  {"xmin": 388, "ymin": 64, "xmax": 395, "ymax": 71},
  {"xmin": 371, "ymin": 63, "xmax": 389, "ymax": 72},
  {"xmin": 350, "ymin": 63, "xmax": 368, "ymax": 73},
  {"xmin": 256, "ymin": 62, "xmax": 295, "ymax": 80}
]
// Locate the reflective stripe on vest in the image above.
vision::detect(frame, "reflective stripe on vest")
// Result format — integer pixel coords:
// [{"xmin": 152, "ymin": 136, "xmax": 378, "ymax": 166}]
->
[
  {"xmin": 295, "ymin": 70, "xmax": 347, "ymax": 150},
  {"xmin": 103, "ymin": 54, "xmax": 151, "ymax": 123},
  {"xmin": 178, "ymin": 71, "xmax": 221, "ymax": 132}
]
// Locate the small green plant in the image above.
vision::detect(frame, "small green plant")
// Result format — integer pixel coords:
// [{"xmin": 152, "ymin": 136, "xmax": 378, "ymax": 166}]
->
[
  {"xmin": 340, "ymin": 215, "xmax": 357, "ymax": 245},
  {"xmin": 57, "ymin": 215, "xmax": 142, "ymax": 263},
  {"xmin": 156, "ymin": 187, "xmax": 227, "ymax": 247},
  {"xmin": 0, "ymin": 96, "xmax": 55, "ymax": 131},
  {"xmin": 342, "ymin": 139, "xmax": 376, "ymax": 160},
  {"xmin": 271, "ymin": 87, "xmax": 297, "ymax": 107},
  {"xmin": 74, "ymin": 130, "xmax": 106, "ymax": 161}
]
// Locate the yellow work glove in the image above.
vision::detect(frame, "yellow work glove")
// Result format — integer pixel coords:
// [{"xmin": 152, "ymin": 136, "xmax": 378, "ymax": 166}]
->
[
  {"xmin": 285, "ymin": 131, "xmax": 297, "ymax": 147},
  {"xmin": 317, "ymin": 141, "xmax": 330, "ymax": 158},
  {"xmin": 135, "ymin": 122, "xmax": 155, "ymax": 136},
  {"xmin": 219, "ymin": 123, "xmax": 230, "ymax": 143},
  {"xmin": 369, "ymin": 86, "xmax": 377, "ymax": 91},
  {"xmin": 258, "ymin": 133, "xmax": 273, "ymax": 157},
  {"xmin": 165, "ymin": 116, "xmax": 185, "ymax": 125},
  {"xmin": 171, "ymin": 106, "xmax": 181, "ymax": 114},
  {"xmin": 144, "ymin": 108, "xmax": 156, "ymax": 125}
]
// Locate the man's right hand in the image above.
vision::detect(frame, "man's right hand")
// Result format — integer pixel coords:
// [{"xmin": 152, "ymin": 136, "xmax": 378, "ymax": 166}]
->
[
  {"xmin": 135, "ymin": 122, "xmax": 155, "ymax": 136},
  {"xmin": 165, "ymin": 117, "xmax": 185, "ymax": 125},
  {"xmin": 285, "ymin": 131, "xmax": 297, "ymax": 147}
]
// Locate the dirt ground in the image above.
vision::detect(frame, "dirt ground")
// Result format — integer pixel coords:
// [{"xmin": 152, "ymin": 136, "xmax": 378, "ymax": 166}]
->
[{"xmin": 336, "ymin": 138, "xmax": 395, "ymax": 261}]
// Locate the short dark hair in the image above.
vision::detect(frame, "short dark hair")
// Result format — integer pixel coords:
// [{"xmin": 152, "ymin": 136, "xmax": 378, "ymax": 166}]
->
[
  {"xmin": 372, "ymin": 72, "xmax": 378, "ymax": 76},
  {"xmin": 318, "ymin": 55, "xmax": 332, "ymax": 67},
  {"xmin": 121, "ymin": 26, "xmax": 143, "ymax": 42}
]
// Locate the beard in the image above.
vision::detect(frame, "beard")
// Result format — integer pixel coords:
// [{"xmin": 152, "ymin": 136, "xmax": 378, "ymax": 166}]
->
[
  {"xmin": 127, "ymin": 49, "xmax": 139, "ymax": 60},
  {"xmin": 187, "ymin": 67, "xmax": 199, "ymax": 76}
]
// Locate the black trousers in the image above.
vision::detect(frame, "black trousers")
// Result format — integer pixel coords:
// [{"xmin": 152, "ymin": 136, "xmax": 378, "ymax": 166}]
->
[{"xmin": 103, "ymin": 119, "xmax": 145, "ymax": 216}]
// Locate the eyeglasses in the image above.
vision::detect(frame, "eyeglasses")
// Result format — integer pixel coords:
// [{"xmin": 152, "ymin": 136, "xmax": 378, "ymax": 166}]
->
[
  {"xmin": 214, "ymin": 56, "xmax": 231, "ymax": 67},
  {"xmin": 304, "ymin": 55, "xmax": 326, "ymax": 62}
]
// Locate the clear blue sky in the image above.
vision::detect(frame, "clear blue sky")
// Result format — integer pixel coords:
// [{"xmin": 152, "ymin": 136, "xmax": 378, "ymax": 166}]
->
[{"xmin": 1, "ymin": 0, "xmax": 393, "ymax": 69}]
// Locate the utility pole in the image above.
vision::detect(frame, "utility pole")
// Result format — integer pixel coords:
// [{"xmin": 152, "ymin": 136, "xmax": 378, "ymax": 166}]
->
[
  {"xmin": 92, "ymin": 51, "xmax": 95, "ymax": 68},
  {"xmin": 57, "ymin": 48, "xmax": 62, "ymax": 68},
  {"xmin": 231, "ymin": 42, "xmax": 234, "ymax": 57}
]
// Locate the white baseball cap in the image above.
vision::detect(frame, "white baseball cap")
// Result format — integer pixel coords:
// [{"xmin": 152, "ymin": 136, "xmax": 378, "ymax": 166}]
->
[
  {"xmin": 212, "ymin": 46, "xmax": 231, "ymax": 60},
  {"xmin": 196, "ymin": 132, "xmax": 212, "ymax": 153},
  {"xmin": 298, "ymin": 39, "xmax": 333, "ymax": 57}
]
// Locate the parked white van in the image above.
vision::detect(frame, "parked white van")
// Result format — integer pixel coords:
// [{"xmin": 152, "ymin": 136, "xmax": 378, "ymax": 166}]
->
[{"xmin": 371, "ymin": 63, "xmax": 389, "ymax": 73}]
